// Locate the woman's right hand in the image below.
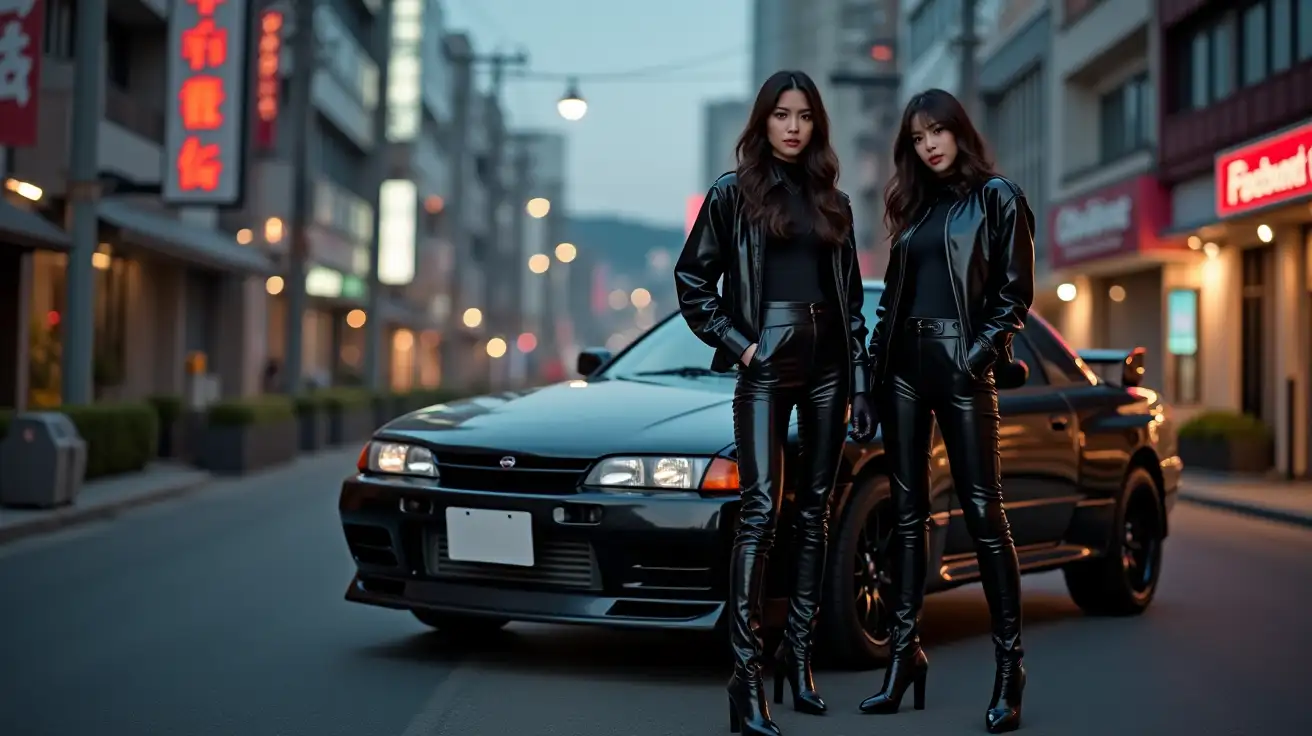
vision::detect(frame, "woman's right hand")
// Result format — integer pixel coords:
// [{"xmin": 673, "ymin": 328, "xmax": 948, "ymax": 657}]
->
[{"xmin": 741, "ymin": 343, "xmax": 757, "ymax": 366}]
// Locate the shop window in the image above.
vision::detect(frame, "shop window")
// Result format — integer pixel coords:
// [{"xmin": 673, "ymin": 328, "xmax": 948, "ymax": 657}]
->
[
  {"xmin": 1273, "ymin": 0, "xmax": 1294, "ymax": 72},
  {"xmin": 1166, "ymin": 289, "xmax": 1200, "ymax": 405},
  {"xmin": 1241, "ymin": 2, "xmax": 1269, "ymax": 87},
  {"xmin": 1099, "ymin": 72, "xmax": 1152, "ymax": 162}
]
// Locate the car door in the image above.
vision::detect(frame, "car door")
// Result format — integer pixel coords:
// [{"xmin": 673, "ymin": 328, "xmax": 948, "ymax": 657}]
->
[{"xmin": 941, "ymin": 327, "xmax": 1081, "ymax": 555}]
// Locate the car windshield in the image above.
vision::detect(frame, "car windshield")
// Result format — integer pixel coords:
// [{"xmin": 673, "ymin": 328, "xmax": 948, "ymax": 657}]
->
[{"xmin": 600, "ymin": 287, "xmax": 884, "ymax": 378}]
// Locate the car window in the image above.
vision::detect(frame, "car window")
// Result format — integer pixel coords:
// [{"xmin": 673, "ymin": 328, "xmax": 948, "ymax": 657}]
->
[
  {"xmin": 1022, "ymin": 314, "xmax": 1096, "ymax": 386},
  {"xmin": 598, "ymin": 312, "xmax": 719, "ymax": 376},
  {"xmin": 1010, "ymin": 333, "xmax": 1048, "ymax": 386}
]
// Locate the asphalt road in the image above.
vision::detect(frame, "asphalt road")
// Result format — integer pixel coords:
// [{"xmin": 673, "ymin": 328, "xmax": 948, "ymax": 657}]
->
[{"xmin": 2, "ymin": 454, "xmax": 1311, "ymax": 736}]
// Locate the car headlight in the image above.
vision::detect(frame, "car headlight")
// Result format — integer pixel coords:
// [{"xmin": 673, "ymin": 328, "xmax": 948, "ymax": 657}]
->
[
  {"xmin": 361, "ymin": 441, "xmax": 438, "ymax": 478},
  {"xmin": 583, "ymin": 455, "xmax": 739, "ymax": 493}
]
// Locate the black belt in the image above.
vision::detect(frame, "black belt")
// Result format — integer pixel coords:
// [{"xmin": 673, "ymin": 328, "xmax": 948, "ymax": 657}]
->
[{"xmin": 903, "ymin": 317, "xmax": 963, "ymax": 337}]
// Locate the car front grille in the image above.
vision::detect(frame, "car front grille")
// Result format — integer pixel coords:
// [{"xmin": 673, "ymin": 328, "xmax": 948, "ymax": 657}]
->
[
  {"xmin": 432, "ymin": 450, "xmax": 591, "ymax": 495},
  {"xmin": 425, "ymin": 530, "xmax": 601, "ymax": 590}
]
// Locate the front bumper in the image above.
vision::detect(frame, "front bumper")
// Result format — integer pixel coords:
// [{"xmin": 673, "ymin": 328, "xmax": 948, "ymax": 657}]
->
[{"xmin": 339, "ymin": 474, "xmax": 737, "ymax": 630}]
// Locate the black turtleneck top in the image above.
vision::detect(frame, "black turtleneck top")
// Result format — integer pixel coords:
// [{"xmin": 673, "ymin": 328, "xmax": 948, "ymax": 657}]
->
[
  {"xmin": 762, "ymin": 159, "xmax": 838, "ymax": 304},
  {"xmin": 904, "ymin": 182, "xmax": 961, "ymax": 320}
]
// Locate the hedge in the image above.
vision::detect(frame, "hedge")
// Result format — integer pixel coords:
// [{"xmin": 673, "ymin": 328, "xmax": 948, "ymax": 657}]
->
[
  {"xmin": 1179, "ymin": 411, "xmax": 1272, "ymax": 442},
  {"xmin": 0, "ymin": 402, "xmax": 158, "ymax": 480}
]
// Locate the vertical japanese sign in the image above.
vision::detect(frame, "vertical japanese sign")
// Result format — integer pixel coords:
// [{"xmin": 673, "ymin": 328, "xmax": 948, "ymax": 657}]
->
[
  {"xmin": 254, "ymin": 9, "xmax": 282, "ymax": 150},
  {"xmin": 163, "ymin": 0, "xmax": 250, "ymax": 206},
  {"xmin": 0, "ymin": 0, "xmax": 45, "ymax": 147}
]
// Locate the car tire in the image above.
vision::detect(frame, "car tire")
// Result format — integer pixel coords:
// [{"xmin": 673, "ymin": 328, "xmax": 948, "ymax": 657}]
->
[
  {"xmin": 1062, "ymin": 467, "xmax": 1164, "ymax": 616},
  {"xmin": 818, "ymin": 474, "xmax": 893, "ymax": 670},
  {"xmin": 411, "ymin": 610, "xmax": 510, "ymax": 634}
]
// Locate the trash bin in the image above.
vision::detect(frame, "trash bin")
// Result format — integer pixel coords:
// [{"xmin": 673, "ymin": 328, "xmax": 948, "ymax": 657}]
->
[{"xmin": 0, "ymin": 412, "xmax": 88, "ymax": 509}]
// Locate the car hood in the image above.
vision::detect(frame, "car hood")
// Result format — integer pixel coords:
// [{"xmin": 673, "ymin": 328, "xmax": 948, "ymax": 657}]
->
[{"xmin": 376, "ymin": 377, "xmax": 738, "ymax": 457}]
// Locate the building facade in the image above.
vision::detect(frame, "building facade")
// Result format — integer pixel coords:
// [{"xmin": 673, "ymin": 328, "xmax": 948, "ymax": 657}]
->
[
  {"xmin": 978, "ymin": 0, "xmax": 1052, "ymax": 286},
  {"xmin": 1043, "ymin": 0, "xmax": 1173, "ymax": 395},
  {"xmin": 1154, "ymin": 0, "xmax": 1312, "ymax": 476}
]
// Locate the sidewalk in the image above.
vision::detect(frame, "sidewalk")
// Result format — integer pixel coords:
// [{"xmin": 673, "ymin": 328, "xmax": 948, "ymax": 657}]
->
[{"xmin": 1180, "ymin": 471, "xmax": 1312, "ymax": 528}]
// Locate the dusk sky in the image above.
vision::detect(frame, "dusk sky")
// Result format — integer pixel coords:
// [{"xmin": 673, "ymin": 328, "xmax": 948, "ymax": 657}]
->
[{"xmin": 443, "ymin": 0, "xmax": 751, "ymax": 229}]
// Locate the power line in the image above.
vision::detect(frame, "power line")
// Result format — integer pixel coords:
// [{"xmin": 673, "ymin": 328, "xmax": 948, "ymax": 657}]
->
[
  {"xmin": 510, "ymin": 74, "xmax": 746, "ymax": 85},
  {"xmin": 512, "ymin": 45, "xmax": 751, "ymax": 82}
]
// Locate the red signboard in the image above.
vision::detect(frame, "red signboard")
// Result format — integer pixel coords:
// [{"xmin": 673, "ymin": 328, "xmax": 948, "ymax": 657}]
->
[
  {"xmin": 1215, "ymin": 119, "xmax": 1312, "ymax": 219},
  {"xmin": 1048, "ymin": 175, "xmax": 1173, "ymax": 270},
  {"xmin": 0, "ymin": 0, "xmax": 46, "ymax": 147},
  {"xmin": 255, "ymin": 10, "xmax": 282, "ymax": 150}
]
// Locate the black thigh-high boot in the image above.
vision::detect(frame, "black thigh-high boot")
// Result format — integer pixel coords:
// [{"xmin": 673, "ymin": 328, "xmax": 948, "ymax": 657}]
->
[
  {"xmin": 935, "ymin": 362, "xmax": 1025, "ymax": 733},
  {"xmin": 773, "ymin": 351, "xmax": 849, "ymax": 716},
  {"xmin": 860, "ymin": 367, "xmax": 934, "ymax": 715},
  {"xmin": 726, "ymin": 356, "xmax": 790, "ymax": 736}
]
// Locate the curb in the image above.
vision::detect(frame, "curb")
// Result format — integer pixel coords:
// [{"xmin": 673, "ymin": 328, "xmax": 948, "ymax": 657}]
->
[
  {"xmin": 0, "ymin": 474, "xmax": 214, "ymax": 547},
  {"xmin": 1179, "ymin": 493, "xmax": 1312, "ymax": 529}
]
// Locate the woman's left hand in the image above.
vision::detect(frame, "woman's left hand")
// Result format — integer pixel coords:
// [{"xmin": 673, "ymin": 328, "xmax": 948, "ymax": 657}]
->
[
  {"xmin": 965, "ymin": 338, "xmax": 998, "ymax": 379},
  {"xmin": 850, "ymin": 393, "xmax": 877, "ymax": 442}
]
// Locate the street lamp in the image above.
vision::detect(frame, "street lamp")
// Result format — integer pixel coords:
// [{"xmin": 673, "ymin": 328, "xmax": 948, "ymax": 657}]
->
[
  {"xmin": 528, "ymin": 253, "xmax": 551, "ymax": 273},
  {"xmin": 558, "ymin": 77, "xmax": 587, "ymax": 121},
  {"xmin": 526, "ymin": 197, "xmax": 551, "ymax": 218},
  {"xmin": 555, "ymin": 242, "xmax": 577, "ymax": 262}
]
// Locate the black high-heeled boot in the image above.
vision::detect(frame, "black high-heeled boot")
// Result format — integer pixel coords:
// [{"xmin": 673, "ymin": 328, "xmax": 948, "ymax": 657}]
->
[
  {"xmin": 725, "ymin": 543, "xmax": 781, "ymax": 735},
  {"xmin": 772, "ymin": 641, "xmax": 825, "ymax": 714},
  {"xmin": 985, "ymin": 654, "xmax": 1025, "ymax": 733},
  {"xmin": 977, "ymin": 540, "xmax": 1025, "ymax": 733},
  {"xmin": 858, "ymin": 647, "xmax": 928, "ymax": 714}
]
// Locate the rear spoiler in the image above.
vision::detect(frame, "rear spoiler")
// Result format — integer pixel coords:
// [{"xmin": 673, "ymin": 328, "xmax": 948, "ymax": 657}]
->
[{"xmin": 1077, "ymin": 347, "xmax": 1147, "ymax": 387}]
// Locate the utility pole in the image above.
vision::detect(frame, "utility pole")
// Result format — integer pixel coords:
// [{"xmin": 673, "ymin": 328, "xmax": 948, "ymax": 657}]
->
[
  {"xmin": 441, "ymin": 35, "xmax": 472, "ymax": 391},
  {"xmin": 282, "ymin": 0, "xmax": 317, "ymax": 394},
  {"xmin": 957, "ymin": 0, "xmax": 980, "ymax": 120},
  {"xmin": 62, "ymin": 0, "xmax": 107, "ymax": 406},
  {"xmin": 362, "ymin": 0, "xmax": 393, "ymax": 391}
]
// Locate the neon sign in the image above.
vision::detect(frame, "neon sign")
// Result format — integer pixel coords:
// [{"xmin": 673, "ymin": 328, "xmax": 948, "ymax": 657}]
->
[
  {"xmin": 162, "ymin": 0, "xmax": 249, "ymax": 205},
  {"xmin": 255, "ymin": 10, "xmax": 282, "ymax": 150}
]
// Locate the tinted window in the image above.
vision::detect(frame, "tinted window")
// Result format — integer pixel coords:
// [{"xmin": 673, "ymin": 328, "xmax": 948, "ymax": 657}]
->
[
  {"xmin": 1010, "ymin": 334, "xmax": 1047, "ymax": 386},
  {"xmin": 1022, "ymin": 315, "xmax": 1096, "ymax": 385}
]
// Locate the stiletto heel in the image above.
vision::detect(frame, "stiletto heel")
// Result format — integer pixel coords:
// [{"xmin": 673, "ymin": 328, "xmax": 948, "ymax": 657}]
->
[
  {"xmin": 858, "ymin": 648, "xmax": 930, "ymax": 715},
  {"xmin": 772, "ymin": 667, "xmax": 784, "ymax": 704},
  {"xmin": 728, "ymin": 697, "xmax": 741, "ymax": 733},
  {"xmin": 912, "ymin": 668, "xmax": 927, "ymax": 710}
]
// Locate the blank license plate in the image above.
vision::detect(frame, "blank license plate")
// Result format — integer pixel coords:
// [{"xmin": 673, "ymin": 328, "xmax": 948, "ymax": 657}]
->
[{"xmin": 444, "ymin": 507, "xmax": 535, "ymax": 567}]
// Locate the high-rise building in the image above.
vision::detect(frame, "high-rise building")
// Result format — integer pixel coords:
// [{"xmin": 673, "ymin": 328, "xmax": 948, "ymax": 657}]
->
[{"xmin": 701, "ymin": 99, "xmax": 749, "ymax": 186}]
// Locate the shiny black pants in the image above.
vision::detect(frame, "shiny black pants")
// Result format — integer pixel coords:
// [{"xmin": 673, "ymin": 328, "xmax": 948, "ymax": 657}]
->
[
  {"xmin": 882, "ymin": 318, "xmax": 1023, "ymax": 662},
  {"xmin": 729, "ymin": 302, "xmax": 850, "ymax": 675}
]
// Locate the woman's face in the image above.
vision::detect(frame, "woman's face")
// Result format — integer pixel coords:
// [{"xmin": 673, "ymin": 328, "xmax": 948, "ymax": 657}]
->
[
  {"xmin": 767, "ymin": 89, "xmax": 813, "ymax": 161},
  {"xmin": 910, "ymin": 114, "xmax": 958, "ymax": 175}
]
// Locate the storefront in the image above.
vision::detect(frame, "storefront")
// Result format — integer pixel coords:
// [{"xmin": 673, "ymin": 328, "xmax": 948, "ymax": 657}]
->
[
  {"xmin": 1, "ymin": 195, "xmax": 71, "ymax": 410},
  {"xmin": 1046, "ymin": 174, "xmax": 1185, "ymax": 395},
  {"xmin": 1168, "ymin": 118, "xmax": 1312, "ymax": 478}
]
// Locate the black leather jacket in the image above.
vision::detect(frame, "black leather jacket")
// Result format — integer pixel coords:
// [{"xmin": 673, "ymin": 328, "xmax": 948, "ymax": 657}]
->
[
  {"xmin": 867, "ymin": 176, "xmax": 1036, "ymax": 384},
  {"xmin": 674, "ymin": 170, "xmax": 872, "ymax": 394}
]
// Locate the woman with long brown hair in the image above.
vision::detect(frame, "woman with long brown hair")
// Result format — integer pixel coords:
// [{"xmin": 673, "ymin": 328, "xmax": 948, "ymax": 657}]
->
[
  {"xmin": 857, "ymin": 88, "xmax": 1034, "ymax": 733},
  {"xmin": 674, "ymin": 70, "xmax": 875, "ymax": 736}
]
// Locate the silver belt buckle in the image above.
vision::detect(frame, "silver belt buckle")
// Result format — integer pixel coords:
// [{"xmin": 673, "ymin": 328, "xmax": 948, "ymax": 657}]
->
[{"xmin": 916, "ymin": 319, "xmax": 943, "ymax": 336}]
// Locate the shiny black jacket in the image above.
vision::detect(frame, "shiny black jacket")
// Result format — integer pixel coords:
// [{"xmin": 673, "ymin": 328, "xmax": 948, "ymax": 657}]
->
[
  {"xmin": 673, "ymin": 170, "xmax": 872, "ymax": 393},
  {"xmin": 867, "ymin": 176, "xmax": 1036, "ymax": 384}
]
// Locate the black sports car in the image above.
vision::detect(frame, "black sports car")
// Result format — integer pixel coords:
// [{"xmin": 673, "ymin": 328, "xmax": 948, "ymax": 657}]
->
[{"xmin": 339, "ymin": 281, "xmax": 1180, "ymax": 669}]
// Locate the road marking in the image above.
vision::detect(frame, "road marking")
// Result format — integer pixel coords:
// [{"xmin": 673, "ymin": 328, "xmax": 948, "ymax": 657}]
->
[{"xmin": 398, "ymin": 658, "xmax": 478, "ymax": 736}]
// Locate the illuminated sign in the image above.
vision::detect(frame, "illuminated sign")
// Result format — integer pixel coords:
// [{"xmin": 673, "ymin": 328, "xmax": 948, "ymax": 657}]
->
[
  {"xmin": 1215, "ymin": 119, "xmax": 1312, "ymax": 219},
  {"xmin": 163, "ymin": 0, "xmax": 249, "ymax": 206},
  {"xmin": 255, "ymin": 9, "xmax": 282, "ymax": 150},
  {"xmin": 378, "ymin": 179, "xmax": 417, "ymax": 285}
]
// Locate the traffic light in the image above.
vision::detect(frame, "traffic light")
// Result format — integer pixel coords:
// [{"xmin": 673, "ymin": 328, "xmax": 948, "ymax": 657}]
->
[{"xmin": 870, "ymin": 43, "xmax": 894, "ymax": 62}]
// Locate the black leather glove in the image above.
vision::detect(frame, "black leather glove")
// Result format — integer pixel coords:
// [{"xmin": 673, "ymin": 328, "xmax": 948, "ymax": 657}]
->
[
  {"xmin": 965, "ymin": 337, "xmax": 999, "ymax": 380},
  {"xmin": 850, "ymin": 392, "xmax": 877, "ymax": 442}
]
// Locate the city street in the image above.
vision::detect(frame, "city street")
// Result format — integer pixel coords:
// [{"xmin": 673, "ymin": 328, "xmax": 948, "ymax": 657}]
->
[{"xmin": 2, "ymin": 453, "xmax": 1311, "ymax": 736}]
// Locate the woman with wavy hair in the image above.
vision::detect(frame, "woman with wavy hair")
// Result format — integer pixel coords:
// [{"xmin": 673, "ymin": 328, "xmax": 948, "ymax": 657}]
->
[
  {"xmin": 674, "ymin": 70, "xmax": 875, "ymax": 736},
  {"xmin": 857, "ymin": 88, "xmax": 1035, "ymax": 734}
]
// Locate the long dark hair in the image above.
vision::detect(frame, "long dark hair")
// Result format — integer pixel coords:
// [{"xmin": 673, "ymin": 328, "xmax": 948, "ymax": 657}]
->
[
  {"xmin": 734, "ymin": 70, "xmax": 849, "ymax": 244},
  {"xmin": 883, "ymin": 88, "xmax": 997, "ymax": 239}
]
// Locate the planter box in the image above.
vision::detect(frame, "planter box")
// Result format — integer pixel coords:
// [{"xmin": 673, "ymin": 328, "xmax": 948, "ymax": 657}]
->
[
  {"xmin": 1179, "ymin": 436, "xmax": 1273, "ymax": 473},
  {"xmin": 297, "ymin": 411, "xmax": 329, "ymax": 452},
  {"xmin": 198, "ymin": 420, "xmax": 298, "ymax": 475},
  {"xmin": 328, "ymin": 407, "xmax": 375, "ymax": 446}
]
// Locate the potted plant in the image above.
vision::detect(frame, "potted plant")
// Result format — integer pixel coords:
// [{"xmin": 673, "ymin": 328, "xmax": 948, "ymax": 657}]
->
[
  {"xmin": 199, "ymin": 395, "xmax": 298, "ymax": 475},
  {"xmin": 294, "ymin": 393, "xmax": 329, "ymax": 452},
  {"xmin": 1178, "ymin": 411, "xmax": 1274, "ymax": 473}
]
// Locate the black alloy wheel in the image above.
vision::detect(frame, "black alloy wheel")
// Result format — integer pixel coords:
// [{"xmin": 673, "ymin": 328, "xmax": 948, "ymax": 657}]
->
[{"xmin": 853, "ymin": 503, "xmax": 894, "ymax": 648}]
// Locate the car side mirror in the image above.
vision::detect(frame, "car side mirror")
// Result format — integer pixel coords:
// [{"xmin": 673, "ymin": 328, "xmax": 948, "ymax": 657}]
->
[
  {"xmin": 995, "ymin": 359, "xmax": 1029, "ymax": 390},
  {"xmin": 576, "ymin": 348, "xmax": 613, "ymax": 377}
]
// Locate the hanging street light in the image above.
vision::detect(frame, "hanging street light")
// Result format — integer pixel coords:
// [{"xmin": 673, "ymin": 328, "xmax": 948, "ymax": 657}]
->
[{"xmin": 558, "ymin": 77, "xmax": 587, "ymax": 121}]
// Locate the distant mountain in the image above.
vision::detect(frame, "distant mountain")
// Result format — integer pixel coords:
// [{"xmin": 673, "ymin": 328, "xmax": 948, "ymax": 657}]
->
[{"xmin": 566, "ymin": 215, "xmax": 683, "ymax": 275}]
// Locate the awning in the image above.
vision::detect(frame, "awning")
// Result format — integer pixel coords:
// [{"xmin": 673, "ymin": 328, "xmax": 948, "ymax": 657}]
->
[
  {"xmin": 99, "ymin": 199, "xmax": 277, "ymax": 275},
  {"xmin": 0, "ymin": 199, "xmax": 70, "ymax": 251}
]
